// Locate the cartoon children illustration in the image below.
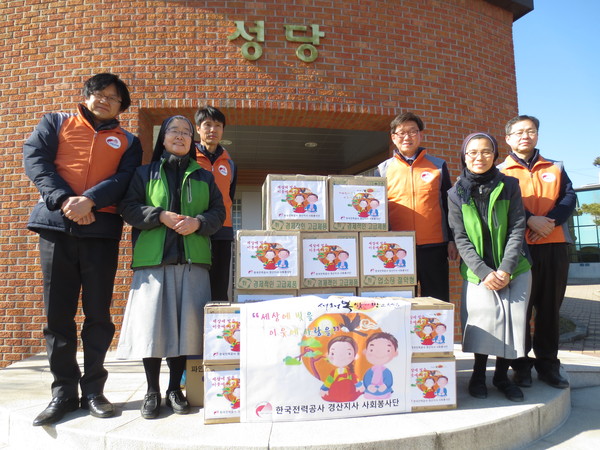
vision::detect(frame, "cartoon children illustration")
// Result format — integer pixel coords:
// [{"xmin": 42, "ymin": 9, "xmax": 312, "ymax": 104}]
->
[
  {"xmin": 395, "ymin": 248, "xmax": 407, "ymax": 268},
  {"xmin": 361, "ymin": 332, "xmax": 398, "ymax": 399},
  {"xmin": 420, "ymin": 324, "xmax": 434, "ymax": 346},
  {"xmin": 263, "ymin": 249, "xmax": 277, "ymax": 270},
  {"xmin": 320, "ymin": 335, "xmax": 362, "ymax": 402},
  {"xmin": 336, "ymin": 251, "xmax": 350, "ymax": 270},
  {"xmin": 293, "ymin": 193, "xmax": 306, "ymax": 213},
  {"xmin": 383, "ymin": 249, "xmax": 396, "ymax": 269},
  {"xmin": 435, "ymin": 376, "xmax": 449, "ymax": 397},
  {"xmin": 222, "ymin": 321, "xmax": 241, "ymax": 352},
  {"xmin": 276, "ymin": 248, "xmax": 290, "ymax": 269},
  {"xmin": 357, "ymin": 198, "xmax": 369, "ymax": 218},
  {"xmin": 222, "ymin": 378, "xmax": 241, "ymax": 409},
  {"xmin": 433, "ymin": 323, "xmax": 447, "ymax": 344},
  {"xmin": 368, "ymin": 198, "xmax": 380, "ymax": 217},
  {"xmin": 324, "ymin": 251, "xmax": 338, "ymax": 271},
  {"xmin": 422, "ymin": 377, "xmax": 436, "ymax": 398},
  {"xmin": 305, "ymin": 193, "xmax": 318, "ymax": 213}
]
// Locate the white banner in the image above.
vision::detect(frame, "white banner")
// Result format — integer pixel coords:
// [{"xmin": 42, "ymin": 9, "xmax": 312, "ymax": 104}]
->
[{"xmin": 240, "ymin": 295, "xmax": 412, "ymax": 422}]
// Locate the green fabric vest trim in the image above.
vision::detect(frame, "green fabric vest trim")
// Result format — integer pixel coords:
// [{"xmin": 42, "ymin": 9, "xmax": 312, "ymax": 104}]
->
[
  {"xmin": 459, "ymin": 181, "xmax": 530, "ymax": 283},
  {"xmin": 132, "ymin": 160, "xmax": 211, "ymax": 268}
]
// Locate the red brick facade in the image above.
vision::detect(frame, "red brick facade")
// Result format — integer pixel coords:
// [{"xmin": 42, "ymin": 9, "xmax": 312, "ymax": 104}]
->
[{"xmin": 0, "ymin": 0, "xmax": 519, "ymax": 367}]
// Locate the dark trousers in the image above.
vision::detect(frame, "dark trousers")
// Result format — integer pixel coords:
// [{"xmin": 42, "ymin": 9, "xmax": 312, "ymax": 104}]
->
[
  {"xmin": 514, "ymin": 243, "xmax": 569, "ymax": 374},
  {"xmin": 209, "ymin": 239, "xmax": 232, "ymax": 301},
  {"xmin": 39, "ymin": 230, "xmax": 118, "ymax": 398},
  {"xmin": 416, "ymin": 244, "xmax": 450, "ymax": 302}
]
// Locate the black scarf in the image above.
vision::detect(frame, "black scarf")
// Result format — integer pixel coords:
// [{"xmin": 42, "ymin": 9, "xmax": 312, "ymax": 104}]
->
[{"xmin": 455, "ymin": 166, "xmax": 500, "ymax": 203}]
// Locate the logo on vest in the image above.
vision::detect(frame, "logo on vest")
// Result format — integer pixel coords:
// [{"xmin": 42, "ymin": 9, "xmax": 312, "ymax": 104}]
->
[
  {"xmin": 420, "ymin": 171, "xmax": 434, "ymax": 183},
  {"xmin": 541, "ymin": 173, "xmax": 556, "ymax": 183},
  {"xmin": 218, "ymin": 164, "xmax": 229, "ymax": 176},
  {"xmin": 106, "ymin": 136, "xmax": 122, "ymax": 149}
]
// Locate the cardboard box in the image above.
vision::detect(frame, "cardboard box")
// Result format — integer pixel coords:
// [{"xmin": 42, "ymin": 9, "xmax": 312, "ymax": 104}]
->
[
  {"xmin": 328, "ymin": 176, "xmax": 388, "ymax": 231},
  {"xmin": 185, "ymin": 357, "xmax": 204, "ymax": 407},
  {"xmin": 409, "ymin": 357, "xmax": 456, "ymax": 412},
  {"xmin": 236, "ymin": 230, "xmax": 300, "ymax": 290},
  {"xmin": 263, "ymin": 174, "xmax": 328, "ymax": 231},
  {"xmin": 300, "ymin": 232, "xmax": 359, "ymax": 288},
  {"xmin": 234, "ymin": 290, "xmax": 298, "ymax": 303},
  {"xmin": 407, "ymin": 297, "xmax": 454, "ymax": 357},
  {"xmin": 358, "ymin": 286, "xmax": 415, "ymax": 298},
  {"xmin": 204, "ymin": 364, "xmax": 241, "ymax": 424},
  {"xmin": 359, "ymin": 231, "xmax": 417, "ymax": 286},
  {"xmin": 204, "ymin": 303, "xmax": 241, "ymax": 364},
  {"xmin": 298, "ymin": 287, "xmax": 357, "ymax": 298}
]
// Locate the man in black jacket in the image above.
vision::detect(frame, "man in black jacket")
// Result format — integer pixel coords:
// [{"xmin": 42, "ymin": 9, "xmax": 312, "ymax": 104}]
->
[{"xmin": 24, "ymin": 73, "xmax": 143, "ymax": 426}]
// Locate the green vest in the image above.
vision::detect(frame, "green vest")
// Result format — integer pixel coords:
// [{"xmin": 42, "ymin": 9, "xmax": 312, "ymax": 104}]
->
[
  {"xmin": 132, "ymin": 159, "xmax": 211, "ymax": 268},
  {"xmin": 460, "ymin": 181, "xmax": 531, "ymax": 283}
]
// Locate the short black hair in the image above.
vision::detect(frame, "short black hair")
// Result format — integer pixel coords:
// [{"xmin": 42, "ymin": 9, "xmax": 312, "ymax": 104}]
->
[
  {"xmin": 390, "ymin": 112, "xmax": 424, "ymax": 134},
  {"xmin": 505, "ymin": 115, "xmax": 539, "ymax": 135},
  {"xmin": 194, "ymin": 105, "xmax": 226, "ymax": 127},
  {"xmin": 83, "ymin": 73, "xmax": 132, "ymax": 111}
]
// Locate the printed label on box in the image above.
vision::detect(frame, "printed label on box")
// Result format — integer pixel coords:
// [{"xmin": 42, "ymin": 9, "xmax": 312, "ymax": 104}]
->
[
  {"xmin": 271, "ymin": 181, "xmax": 327, "ymax": 221},
  {"xmin": 204, "ymin": 313, "xmax": 242, "ymax": 361},
  {"xmin": 332, "ymin": 184, "xmax": 387, "ymax": 224},
  {"xmin": 410, "ymin": 309, "xmax": 454, "ymax": 354},
  {"xmin": 238, "ymin": 234, "xmax": 299, "ymax": 277},
  {"xmin": 409, "ymin": 360, "xmax": 456, "ymax": 409},
  {"xmin": 302, "ymin": 237, "xmax": 358, "ymax": 279},
  {"xmin": 204, "ymin": 367, "xmax": 241, "ymax": 421}
]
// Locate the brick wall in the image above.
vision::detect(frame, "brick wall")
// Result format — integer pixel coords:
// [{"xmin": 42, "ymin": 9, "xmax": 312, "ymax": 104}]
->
[{"xmin": 0, "ymin": 0, "xmax": 518, "ymax": 367}]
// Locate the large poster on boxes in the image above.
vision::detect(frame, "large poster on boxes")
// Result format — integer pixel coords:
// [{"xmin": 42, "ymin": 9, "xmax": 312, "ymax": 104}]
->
[{"xmin": 240, "ymin": 295, "xmax": 412, "ymax": 422}]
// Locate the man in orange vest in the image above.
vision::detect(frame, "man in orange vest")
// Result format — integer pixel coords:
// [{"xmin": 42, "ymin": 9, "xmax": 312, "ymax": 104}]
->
[
  {"xmin": 498, "ymin": 115, "xmax": 577, "ymax": 389},
  {"xmin": 376, "ymin": 112, "xmax": 458, "ymax": 302},
  {"xmin": 24, "ymin": 73, "xmax": 143, "ymax": 425},
  {"xmin": 195, "ymin": 106, "xmax": 237, "ymax": 301}
]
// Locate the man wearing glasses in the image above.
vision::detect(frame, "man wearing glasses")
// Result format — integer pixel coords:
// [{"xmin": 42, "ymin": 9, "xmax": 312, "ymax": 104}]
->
[
  {"xmin": 24, "ymin": 73, "xmax": 143, "ymax": 425},
  {"xmin": 499, "ymin": 115, "xmax": 576, "ymax": 390},
  {"xmin": 376, "ymin": 112, "xmax": 458, "ymax": 302}
]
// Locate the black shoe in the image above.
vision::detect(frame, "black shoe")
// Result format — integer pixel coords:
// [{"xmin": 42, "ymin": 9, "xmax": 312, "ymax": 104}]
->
[
  {"xmin": 468, "ymin": 376, "xmax": 488, "ymax": 399},
  {"xmin": 81, "ymin": 393, "xmax": 115, "ymax": 418},
  {"xmin": 493, "ymin": 379, "xmax": 524, "ymax": 402},
  {"xmin": 141, "ymin": 393, "xmax": 161, "ymax": 419},
  {"xmin": 166, "ymin": 389, "xmax": 190, "ymax": 415},
  {"xmin": 33, "ymin": 397, "xmax": 79, "ymax": 426},
  {"xmin": 513, "ymin": 369, "xmax": 532, "ymax": 388},
  {"xmin": 538, "ymin": 369, "xmax": 569, "ymax": 389}
]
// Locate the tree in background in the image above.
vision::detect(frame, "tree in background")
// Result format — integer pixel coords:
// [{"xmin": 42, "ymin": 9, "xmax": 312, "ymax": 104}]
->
[{"xmin": 578, "ymin": 157, "xmax": 600, "ymax": 225}]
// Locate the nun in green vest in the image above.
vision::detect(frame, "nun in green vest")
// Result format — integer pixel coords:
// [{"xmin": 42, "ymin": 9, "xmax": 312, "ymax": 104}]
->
[
  {"xmin": 447, "ymin": 132, "xmax": 531, "ymax": 403},
  {"xmin": 117, "ymin": 115, "xmax": 225, "ymax": 418}
]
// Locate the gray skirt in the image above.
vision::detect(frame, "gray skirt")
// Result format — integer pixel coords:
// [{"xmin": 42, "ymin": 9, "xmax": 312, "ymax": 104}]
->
[
  {"xmin": 117, "ymin": 264, "xmax": 210, "ymax": 359},
  {"xmin": 461, "ymin": 270, "xmax": 531, "ymax": 359}
]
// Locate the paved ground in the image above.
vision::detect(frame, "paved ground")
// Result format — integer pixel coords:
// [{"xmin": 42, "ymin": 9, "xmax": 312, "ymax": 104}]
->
[
  {"xmin": 526, "ymin": 282, "xmax": 600, "ymax": 449},
  {"xmin": 559, "ymin": 282, "xmax": 600, "ymax": 357}
]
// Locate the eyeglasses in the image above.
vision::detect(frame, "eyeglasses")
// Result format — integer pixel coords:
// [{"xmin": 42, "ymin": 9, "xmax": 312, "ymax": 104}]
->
[
  {"xmin": 166, "ymin": 128, "xmax": 193, "ymax": 138},
  {"xmin": 465, "ymin": 150, "xmax": 495, "ymax": 159},
  {"xmin": 508, "ymin": 129, "xmax": 537, "ymax": 138},
  {"xmin": 92, "ymin": 92, "xmax": 122, "ymax": 105},
  {"xmin": 393, "ymin": 129, "xmax": 419, "ymax": 138}
]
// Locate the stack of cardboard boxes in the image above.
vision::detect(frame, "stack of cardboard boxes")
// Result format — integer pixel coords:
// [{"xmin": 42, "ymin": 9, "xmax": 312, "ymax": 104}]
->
[
  {"xmin": 191, "ymin": 174, "xmax": 456, "ymax": 422},
  {"xmin": 235, "ymin": 174, "xmax": 418, "ymax": 300}
]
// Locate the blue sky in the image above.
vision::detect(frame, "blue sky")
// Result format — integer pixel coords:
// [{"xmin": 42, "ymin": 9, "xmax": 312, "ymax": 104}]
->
[{"xmin": 513, "ymin": 0, "xmax": 600, "ymax": 188}]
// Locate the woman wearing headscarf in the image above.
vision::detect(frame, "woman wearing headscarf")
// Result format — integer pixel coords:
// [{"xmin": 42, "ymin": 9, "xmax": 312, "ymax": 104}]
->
[
  {"xmin": 117, "ymin": 115, "xmax": 225, "ymax": 418},
  {"xmin": 447, "ymin": 132, "xmax": 531, "ymax": 402}
]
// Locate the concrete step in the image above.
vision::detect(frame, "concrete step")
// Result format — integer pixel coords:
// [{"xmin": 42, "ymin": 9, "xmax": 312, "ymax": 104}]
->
[{"xmin": 1, "ymin": 349, "xmax": 597, "ymax": 449}]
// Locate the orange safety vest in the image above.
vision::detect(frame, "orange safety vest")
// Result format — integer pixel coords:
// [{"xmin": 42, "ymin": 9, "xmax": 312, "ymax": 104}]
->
[
  {"xmin": 499, "ymin": 154, "xmax": 570, "ymax": 245},
  {"xmin": 196, "ymin": 146, "xmax": 235, "ymax": 228},
  {"xmin": 378, "ymin": 150, "xmax": 449, "ymax": 246},
  {"xmin": 54, "ymin": 105, "xmax": 131, "ymax": 214}
]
